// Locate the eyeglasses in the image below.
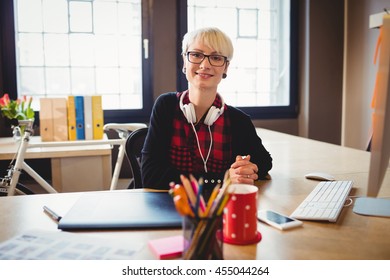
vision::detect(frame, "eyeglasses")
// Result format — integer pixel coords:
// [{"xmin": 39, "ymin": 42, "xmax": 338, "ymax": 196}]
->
[{"xmin": 186, "ymin": 51, "xmax": 228, "ymax": 67}]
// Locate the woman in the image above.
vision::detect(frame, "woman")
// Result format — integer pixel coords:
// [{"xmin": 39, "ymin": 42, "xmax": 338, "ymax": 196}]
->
[{"xmin": 141, "ymin": 27, "xmax": 272, "ymax": 193}]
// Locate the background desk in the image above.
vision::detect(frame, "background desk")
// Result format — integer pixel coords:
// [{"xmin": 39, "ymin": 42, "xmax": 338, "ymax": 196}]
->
[
  {"xmin": 0, "ymin": 136, "xmax": 112, "ymax": 192},
  {"xmin": 0, "ymin": 129, "xmax": 389, "ymax": 259}
]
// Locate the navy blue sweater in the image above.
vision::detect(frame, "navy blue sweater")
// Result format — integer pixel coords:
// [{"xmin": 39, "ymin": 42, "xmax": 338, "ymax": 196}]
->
[{"xmin": 141, "ymin": 92, "xmax": 272, "ymax": 190}]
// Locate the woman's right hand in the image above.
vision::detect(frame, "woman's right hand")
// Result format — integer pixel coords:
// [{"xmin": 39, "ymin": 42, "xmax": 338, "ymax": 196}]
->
[{"xmin": 229, "ymin": 155, "xmax": 259, "ymax": 185}]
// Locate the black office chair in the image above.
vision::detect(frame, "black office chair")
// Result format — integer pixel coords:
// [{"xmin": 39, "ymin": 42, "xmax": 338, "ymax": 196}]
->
[{"xmin": 125, "ymin": 127, "xmax": 148, "ymax": 189}]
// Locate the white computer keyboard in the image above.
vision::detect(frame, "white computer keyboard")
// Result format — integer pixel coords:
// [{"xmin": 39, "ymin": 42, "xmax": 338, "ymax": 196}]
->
[{"xmin": 291, "ymin": 180, "xmax": 353, "ymax": 222}]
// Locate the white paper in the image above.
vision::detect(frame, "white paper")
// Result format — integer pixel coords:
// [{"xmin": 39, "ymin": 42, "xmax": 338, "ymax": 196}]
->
[{"xmin": 0, "ymin": 229, "xmax": 143, "ymax": 260}]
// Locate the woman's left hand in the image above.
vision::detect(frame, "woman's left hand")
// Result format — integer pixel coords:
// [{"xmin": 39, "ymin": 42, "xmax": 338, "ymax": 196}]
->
[{"xmin": 229, "ymin": 155, "xmax": 259, "ymax": 185}]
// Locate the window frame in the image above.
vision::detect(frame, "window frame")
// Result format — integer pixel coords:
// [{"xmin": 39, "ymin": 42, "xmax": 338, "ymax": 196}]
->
[
  {"xmin": 0, "ymin": 0, "xmax": 18, "ymax": 101},
  {"xmin": 1, "ymin": 0, "xmax": 299, "ymax": 124},
  {"xmin": 177, "ymin": 0, "xmax": 299, "ymax": 119},
  {"xmin": 0, "ymin": 0, "xmax": 154, "ymax": 125}
]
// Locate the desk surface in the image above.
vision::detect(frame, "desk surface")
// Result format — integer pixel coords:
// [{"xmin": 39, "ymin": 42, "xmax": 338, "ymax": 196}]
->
[
  {"xmin": 1, "ymin": 129, "xmax": 389, "ymax": 260},
  {"xmin": 0, "ymin": 136, "xmax": 112, "ymax": 160}
]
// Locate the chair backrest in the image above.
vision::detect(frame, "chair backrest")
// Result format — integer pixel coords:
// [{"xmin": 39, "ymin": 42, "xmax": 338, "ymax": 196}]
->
[{"xmin": 125, "ymin": 127, "xmax": 148, "ymax": 189}]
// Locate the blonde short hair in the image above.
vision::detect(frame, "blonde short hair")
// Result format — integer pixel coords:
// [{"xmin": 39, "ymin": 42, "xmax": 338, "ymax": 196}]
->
[{"xmin": 182, "ymin": 27, "xmax": 234, "ymax": 61}]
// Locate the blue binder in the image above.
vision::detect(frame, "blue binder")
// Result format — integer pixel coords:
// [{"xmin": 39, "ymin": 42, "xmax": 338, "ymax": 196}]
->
[
  {"xmin": 58, "ymin": 192, "xmax": 182, "ymax": 230},
  {"xmin": 74, "ymin": 96, "xmax": 85, "ymax": 140}
]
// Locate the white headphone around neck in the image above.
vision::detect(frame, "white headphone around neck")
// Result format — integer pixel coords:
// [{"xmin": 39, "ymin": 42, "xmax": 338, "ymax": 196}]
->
[
  {"xmin": 179, "ymin": 91, "xmax": 225, "ymax": 126},
  {"xmin": 178, "ymin": 91, "xmax": 225, "ymax": 173}
]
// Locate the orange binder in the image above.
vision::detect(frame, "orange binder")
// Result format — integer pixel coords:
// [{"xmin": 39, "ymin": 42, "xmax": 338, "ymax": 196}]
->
[
  {"xmin": 67, "ymin": 96, "xmax": 77, "ymax": 141},
  {"xmin": 52, "ymin": 98, "xmax": 68, "ymax": 141},
  {"xmin": 39, "ymin": 98, "xmax": 54, "ymax": 141},
  {"xmin": 92, "ymin": 95, "xmax": 104, "ymax": 139}
]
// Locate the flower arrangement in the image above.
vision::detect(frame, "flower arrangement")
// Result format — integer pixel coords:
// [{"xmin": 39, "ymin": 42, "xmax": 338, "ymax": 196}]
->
[{"xmin": 0, "ymin": 93, "xmax": 34, "ymax": 121}]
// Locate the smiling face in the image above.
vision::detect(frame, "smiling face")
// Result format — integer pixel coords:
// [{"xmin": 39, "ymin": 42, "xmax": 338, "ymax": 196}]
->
[
  {"xmin": 183, "ymin": 42, "xmax": 229, "ymax": 91},
  {"xmin": 181, "ymin": 27, "xmax": 233, "ymax": 92}
]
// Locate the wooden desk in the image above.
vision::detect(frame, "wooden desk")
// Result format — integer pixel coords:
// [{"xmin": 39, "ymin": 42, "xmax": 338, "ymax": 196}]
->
[
  {"xmin": 0, "ymin": 136, "xmax": 112, "ymax": 192},
  {"xmin": 0, "ymin": 129, "xmax": 389, "ymax": 259}
]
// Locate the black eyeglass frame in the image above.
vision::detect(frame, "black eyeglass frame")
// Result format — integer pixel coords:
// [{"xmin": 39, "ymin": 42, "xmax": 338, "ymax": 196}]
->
[{"xmin": 185, "ymin": 51, "xmax": 228, "ymax": 67}]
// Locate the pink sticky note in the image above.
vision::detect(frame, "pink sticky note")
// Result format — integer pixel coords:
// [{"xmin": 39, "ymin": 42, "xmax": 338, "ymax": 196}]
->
[{"xmin": 148, "ymin": 235, "xmax": 184, "ymax": 259}]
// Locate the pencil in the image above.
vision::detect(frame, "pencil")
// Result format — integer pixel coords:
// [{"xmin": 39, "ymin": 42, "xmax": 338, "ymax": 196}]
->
[
  {"xmin": 180, "ymin": 174, "xmax": 197, "ymax": 207},
  {"xmin": 189, "ymin": 174, "xmax": 206, "ymax": 213},
  {"xmin": 205, "ymin": 184, "xmax": 220, "ymax": 217}
]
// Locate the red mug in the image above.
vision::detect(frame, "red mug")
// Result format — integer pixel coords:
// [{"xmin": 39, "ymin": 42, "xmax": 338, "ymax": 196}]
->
[{"xmin": 222, "ymin": 184, "xmax": 262, "ymax": 245}]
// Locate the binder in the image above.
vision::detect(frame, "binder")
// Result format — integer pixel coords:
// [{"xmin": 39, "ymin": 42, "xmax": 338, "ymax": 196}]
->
[
  {"xmin": 74, "ymin": 96, "xmax": 85, "ymax": 140},
  {"xmin": 52, "ymin": 98, "xmax": 68, "ymax": 141},
  {"xmin": 83, "ymin": 96, "xmax": 93, "ymax": 140},
  {"xmin": 92, "ymin": 95, "xmax": 104, "ymax": 139},
  {"xmin": 39, "ymin": 98, "xmax": 54, "ymax": 141},
  {"xmin": 67, "ymin": 96, "xmax": 77, "ymax": 141},
  {"xmin": 58, "ymin": 192, "xmax": 182, "ymax": 230}
]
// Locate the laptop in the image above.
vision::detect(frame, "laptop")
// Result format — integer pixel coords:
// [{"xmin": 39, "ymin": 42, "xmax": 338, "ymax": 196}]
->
[{"xmin": 58, "ymin": 191, "xmax": 182, "ymax": 230}]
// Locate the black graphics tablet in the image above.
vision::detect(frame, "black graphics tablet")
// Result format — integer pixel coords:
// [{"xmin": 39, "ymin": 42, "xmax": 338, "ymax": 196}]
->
[{"xmin": 58, "ymin": 191, "xmax": 182, "ymax": 230}]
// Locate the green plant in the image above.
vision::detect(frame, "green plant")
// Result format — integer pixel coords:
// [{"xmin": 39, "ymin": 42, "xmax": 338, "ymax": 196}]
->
[{"xmin": 0, "ymin": 93, "xmax": 34, "ymax": 120}]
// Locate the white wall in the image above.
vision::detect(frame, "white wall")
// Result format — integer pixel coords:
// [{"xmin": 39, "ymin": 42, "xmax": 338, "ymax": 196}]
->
[
  {"xmin": 343, "ymin": 0, "xmax": 389, "ymax": 150},
  {"xmin": 299, "ymin": 0, "xmax": 344, "ymax": 145},
  {"xmin": 148, "ymin": 0, "xmax": 390, "ymax": 150}
]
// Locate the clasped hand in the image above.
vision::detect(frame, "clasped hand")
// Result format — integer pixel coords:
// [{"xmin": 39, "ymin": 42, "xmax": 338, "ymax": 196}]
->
[{"xmin": 229, "ymin": 155, "xmax": 258, "ymax": 185}]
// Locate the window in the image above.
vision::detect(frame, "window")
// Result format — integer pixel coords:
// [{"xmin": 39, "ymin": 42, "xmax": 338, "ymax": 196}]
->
[
  {"xmin": 1, "ymin": 0, "xmax": 297, "ymax": 122},
  {"xmin": 0, "ymin": 0, "xmax": 153, "ymax": 125},
  {"xmin": 7, "ymin": 0, "xmax": 152, "ymax": 123},
  {"xmin": 184, "ymin": 0, "xmax": 298, "ymax": 118}
]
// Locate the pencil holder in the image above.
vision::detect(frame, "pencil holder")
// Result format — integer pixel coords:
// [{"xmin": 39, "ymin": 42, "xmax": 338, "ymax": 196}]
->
[{"xmin": 182, "ymin": 215, "xmax": 223, "ymax": 260}]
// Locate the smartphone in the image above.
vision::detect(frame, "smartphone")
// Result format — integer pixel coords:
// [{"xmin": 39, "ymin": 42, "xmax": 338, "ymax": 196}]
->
[{"xmin": 257, "ymin": 209, "xmax": 303, "ymax": 230}]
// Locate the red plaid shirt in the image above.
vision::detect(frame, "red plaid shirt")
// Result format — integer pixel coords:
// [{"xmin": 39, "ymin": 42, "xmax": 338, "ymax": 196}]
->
[{"xmin": 169, "ymin": 91, "xmax": 232, "ymax": 174}]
